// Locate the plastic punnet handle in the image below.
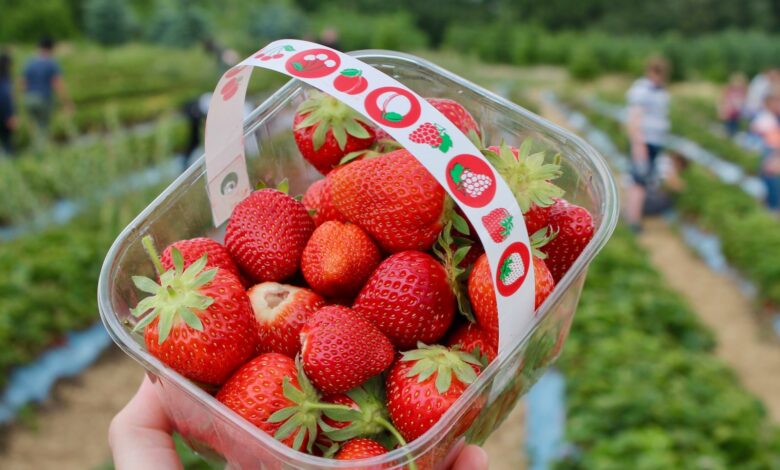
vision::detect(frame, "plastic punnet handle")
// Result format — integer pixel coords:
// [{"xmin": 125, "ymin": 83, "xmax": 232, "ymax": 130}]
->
[{"xmin": 204, "ymin": 40, "xmax": 534, "ymax": 356}]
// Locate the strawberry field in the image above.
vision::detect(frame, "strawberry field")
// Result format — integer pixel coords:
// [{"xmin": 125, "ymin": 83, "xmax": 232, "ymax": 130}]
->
[{"xmin": 3, "ymin": 2, "xmax": 780, "ymax": 469}]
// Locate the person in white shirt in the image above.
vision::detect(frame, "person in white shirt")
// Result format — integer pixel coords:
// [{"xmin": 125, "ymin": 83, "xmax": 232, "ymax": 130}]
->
[
  {"xmin": 750, "ymin": 85, "xmax": 780, "ymax": 210},
  {"xmin": 625, "ymin": 56, "xmax": 671, "ymax": 232},
  {"xmin": 744, "ymin": 68, "xmax": 780, "ymax": 119}
]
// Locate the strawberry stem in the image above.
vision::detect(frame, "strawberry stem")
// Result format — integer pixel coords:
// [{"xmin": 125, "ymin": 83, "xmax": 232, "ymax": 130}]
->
[
  {"xmin": 141, "ymin": 235, "xmax": 165, "ymax": 276},
  {"xmin": 376, "ymin": 416, "xmax": 418, "ymax": 470}
]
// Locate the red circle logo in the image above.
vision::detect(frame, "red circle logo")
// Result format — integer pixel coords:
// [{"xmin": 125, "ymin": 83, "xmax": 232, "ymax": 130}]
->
[
  {"xmin": 445, "ymin": 154, "xmax": 496, "ymax": 207},
  {"xmin": 333, "ymin": 68, "xmax": 369, "ymax": 95},
  {"xmin": 285, "ymin": 49, "xmax": 341, "ymax": 78},
  {"xmin": 364, "ymin": 86, "xmax": 421, "ymax": 128},
  {"xmin": 495, "ymin": 242, "xmax": 531, "ymax": 297}
]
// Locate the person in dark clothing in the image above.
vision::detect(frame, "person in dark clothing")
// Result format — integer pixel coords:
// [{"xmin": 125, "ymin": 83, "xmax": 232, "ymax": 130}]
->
[
  {"xmin": 0, "ymin": 51, "xmax": 15, "ymax": 155},
  {"xmin": 22, "ymin": 37, "xmax": 73, "ymax": 144}
]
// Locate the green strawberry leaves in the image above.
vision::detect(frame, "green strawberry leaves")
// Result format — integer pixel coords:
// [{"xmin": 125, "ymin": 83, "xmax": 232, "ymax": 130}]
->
[
  {"xmin": 402, "ymin": 343, "xmax": 482, "ymax": 394},
  {"xmin": 296, "ymin": 91, "xmax": 375, "ymax": 151},
  {"xmin": 434, "ymin": 220, "xmax": 475, "ymax": 322}
]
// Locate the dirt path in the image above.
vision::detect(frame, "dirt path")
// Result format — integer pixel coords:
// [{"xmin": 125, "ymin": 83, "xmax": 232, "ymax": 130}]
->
[
  {"xmin": 0, "ymin": 348, "xmax": 142, "ymax": 470},
  {"xmin": 484, "ymin": 402, "xmax": 527, "ymax": 470},
  {"xmin": 638, "ymin": 218, "xmax": 780, "ymax": 422}
]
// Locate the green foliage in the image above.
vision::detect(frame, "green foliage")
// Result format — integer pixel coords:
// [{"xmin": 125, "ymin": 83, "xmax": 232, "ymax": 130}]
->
[
  {"xmin": 247, "ymin": 1, "xmax": 308, "ymax": 43},
  {"xmin": 554, "ymin": 227, "xmax": 780, "ymax": 469},
  {"xmin": 145, "ymin": 0, "xmax": 211, "ymax": 48},
  {"xmin": 0, "ymin": 0, "xmax": 79, "ymax": 42},
  {"xmin": 310, "ymin": 9, "xmax": 427, "ymax": 51},
  {"xmin": 83, "ymin": 0, "xmax": 134, "ymax": 45}
]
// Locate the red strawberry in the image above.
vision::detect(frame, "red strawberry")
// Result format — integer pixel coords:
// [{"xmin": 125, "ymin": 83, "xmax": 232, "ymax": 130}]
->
[
  {"xmin": 447, "ymin": 322, "xmax": 497, "ymax": 363},
  {"xmin": 353, "ymin": 251, "xmax": 455, "ymax": 349},
  {"xmin": 373, "ymin": 127, "xmax": 401, "ymax": 153},
  {"xmin": 294, "ymin": 91, "xmax": 376, "ymax": 175},
  {"xmin": 468, "ymin": 253, "xmax": 555, "ymax": 343},
  {"xmin": 482, "ymin": 208, "xmax": 514, "ymax": 243},
  {"xmin": 131, "ymin": 238, "xmax": 257, "ymax": 385},
  {"xmin": 225, "ymin": 188, "xmax": 315, "ymax": 283},
  {"xmin": 217, "ymin": 353, "xmax": 353, "ymax": 453},
  {"xmin": 335, "ymin": 438, "xmax": 387, "ymax": 460},
  {"xmin": 426, "ymin": 97, "xmax": 480, "ymax": 139},
  {"xmin": 541, "ymin": 199, "xmax": 594, "ymax": 282},
  {"xmin": 160, "ymin": 237, "xmax": 244, "ymax": 284},
  {"xmin": 485, "ymin": 142, "xmax": 564, "ymax": 213},
  {"xmin": 524, "ymin": 202, "xmax": 554, "ymax": 235},
  {"xmin": 247, "ymin": 282, "xmax": 326, "ymax": 357},
  {"xmin": 302, "ymin": 177, "xmax": 346, "ymax": 227},
  {"xmin": 301, "ymin": 221, "xmax": 381, "ymax": 298},
  {"xmin": 386, "ymin": 344, "xmax": 483, "ymax": 442},
  {"xmin": 330, "ymin": 149, "xmax": 445, "ymax": 253},
  {"xmin": 300, "ymin": 306, "xmax": 394, "ymax": 395}
]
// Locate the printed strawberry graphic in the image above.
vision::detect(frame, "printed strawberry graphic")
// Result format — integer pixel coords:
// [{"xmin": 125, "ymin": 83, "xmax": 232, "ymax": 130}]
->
[
  {"xmin": 409, "ymin": 122, "xmax": 452, "ymax": 152},
  {"xmin": 334, "ymin": 438, "xmax": 387, "ymax": 460},
  {"xmin": 300, "ymin": 306, "xmax": 394, "ymax": 395},
  {"xmin": 294, "ymin": 91, "xmax": 376, "ymax": 175},
  {"xmin": 386, "ymin": 344, "xmax": 483, "ymax": 442},
  {"xmin": 131, "ymin": 237, "xmax": 257, "ymax": 385},
  {"xmin": 482, "ymin": 208, "xmax": 514, "ymax": 243},
  {"xmin": 499, "ymin": 252, "xmax": 525, "ymax": 286},
  {"xmin": 220, "ymin": 77, "xmax": 240, "ymax": 101},
  {"xmin": 333, "ymin": 68, "xmax": 368, "ymax": 95},
  {"xmin": 449, "ymin": 162, "xmax": 492, "ymax": 198},
  {"xmin": 247, "ymin": 282, "xmax": 326, "ymax": 357}
]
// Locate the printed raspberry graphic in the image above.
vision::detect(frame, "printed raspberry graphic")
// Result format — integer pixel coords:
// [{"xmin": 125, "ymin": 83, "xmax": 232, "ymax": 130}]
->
[{"xmin": 409, "ymin": 122, "xmax": 452, "ymax": 152}]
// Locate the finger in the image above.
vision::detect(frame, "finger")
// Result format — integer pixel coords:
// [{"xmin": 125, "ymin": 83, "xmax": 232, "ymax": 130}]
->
[
  {"xmin": 109, "ymin": 375, "xmax": 182, "ymax": 470},
  {"xmin": 451, "ymin": 445, "xmax": 488, "ymax": 470}
]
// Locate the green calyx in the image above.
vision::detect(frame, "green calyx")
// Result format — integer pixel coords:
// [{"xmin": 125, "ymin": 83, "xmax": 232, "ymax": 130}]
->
[
  {"xmin": 485, "ymin": 140, "xmax": 565, "ymax": 213},
  {"xmin": 433, "ymin": 219, "xmax": 474, "ymax": 322},
  {"xmin": 268, "ymin": 357, "xmax": 360, "ymax": 453},
  {"xmin": 529, "ymin": 226, "xmax": 558, "ymax": 259},
  {"xmin": 295, "ymin": 91, "xmax": 372, "ymax": 151},
  {"xmin": 255, "ymin": 177, "xmax": 290, "ymax": 194},
  {"xmin": 319, "ymin": 376, "xmax": 393, "ymax": 442},
  {"xmin": 401, "ymin": 343, "xmax": 482, "ymax": 394},
  {"xmin": 131, "ymin": 236, "xmax": 217, "ymax": 344}
]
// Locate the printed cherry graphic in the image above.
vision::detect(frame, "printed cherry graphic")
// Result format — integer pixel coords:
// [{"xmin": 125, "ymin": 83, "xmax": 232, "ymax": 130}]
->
[
  {"xmin": 333, "ymin": 68, "xmax": 368, "ymax": 95},
  {"xmin": 446, "ymin": 154, "xmax": 496, "ymax": 208},
  {"xmin": 221, "ymin": 77, "xmax": 241, "ymax": 101},
  {"xmin": 409, "ymin": 122, "xmax": 452, "ymax": 152},
  {"xmin": 495, "ymin": 242, "xmax": 531, "ymax": 296},
  {"xmin": 286, "ymin": 48, "xmax": 341, "ymax": 78},
  {"xmin": 255, "ymin": 44, "xmax": 295, "ymax": 61},
  {"xmin": 482, "ymin": 208, "xmax": 514, "ymax": 243}
]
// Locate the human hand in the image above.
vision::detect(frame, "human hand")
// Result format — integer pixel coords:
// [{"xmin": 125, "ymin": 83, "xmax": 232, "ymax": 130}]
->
[{"xmin": 110, "ymin": 377, "xmax": 489, "ymax": 470}]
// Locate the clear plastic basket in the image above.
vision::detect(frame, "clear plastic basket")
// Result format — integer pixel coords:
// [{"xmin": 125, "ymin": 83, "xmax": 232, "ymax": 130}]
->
[{"xmin": 98, "ymin": 50, "xmax": 618, "ymax": 469}]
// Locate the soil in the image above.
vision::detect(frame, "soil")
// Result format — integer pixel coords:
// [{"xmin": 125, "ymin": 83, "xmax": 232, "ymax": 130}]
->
[
  {"xmin": 638, "ymin": 217, "xmax": 780, "ymax": 423},
  {"xmin": 484, "ymin": 402, "xmax": 527, "ymax": 470}
]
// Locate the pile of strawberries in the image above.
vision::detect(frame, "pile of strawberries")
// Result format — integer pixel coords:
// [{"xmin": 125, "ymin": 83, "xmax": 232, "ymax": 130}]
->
[{"xmin": 130, "ymin": 91, "xmax": 594, "ymax": 462}]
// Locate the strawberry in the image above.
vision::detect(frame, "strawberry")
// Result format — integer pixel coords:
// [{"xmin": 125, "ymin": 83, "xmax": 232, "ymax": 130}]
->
[
  {"xmin": 294, "ymin": 91, "xmax": 376, "ymax": 175},
  {"xmin": 335, "ymin": 438, "xmax": 387, "ymax": 460},
  {"xmin": 216, "ymin": 354, "xmax": 357, "ymax": 453},
  {"xmin": 330, "ymin": 149, "xmax": 445, "ymax": 253},
  {"xmin": 468, "ymin": 253, "xmax": 555, "ymax": 343},
  {"xmin": 485, "ymin": 141, "xmax": 564, "ymax": 213},
  {"xmin": 300, "ymin": 306, "xmax": 394, "ymax": 395},
  {"xmin": 353, "ymin": 251, "xmax": 455, "ymax": 349},
  {"xmin": 447, "ymin": 322, "xmax": 497, "ymax": 363},
  {"xmin": 160, "ymin": 237, "xmax": 243, "ymax": 282},
  {"xmin": 373, "ymin": 127, "xmax": 402, "ymax": 153},
  {"xmin": 130, "ymin": 237, "xmax": 257, "ymax": 385},
  {"xmin": 301, "ymin": 221, "xmax": 381, "ymax": 298},
  {"xmin": 426, "ymin": 97, "xmax": 481, "ymax": 140},
  {"xmin": 541, "ymin": 199, "xmax": 595, "ymax": 282},
  {"xmin": 225, "ymin": 188, "xmax": 314, "ymax": 283},
  {"xmin": 302, "ymin": 177, "xmax": 345, "ymax": 227},
  {"xmin": 386, "ymin": 344, "xmax": 483, "ymax": 442},
  {"xmin": 524, "ymin": 202, "xmax": 554, "ymax": 235},
  {"xmin": 247, "ymin": 282, "xmax": 326, "ymax": 357}
]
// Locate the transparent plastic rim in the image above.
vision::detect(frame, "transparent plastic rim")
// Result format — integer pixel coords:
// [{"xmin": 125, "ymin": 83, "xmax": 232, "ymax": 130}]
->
[{"xmin": 98, "ymin": 50, "xmax": 619, "ymax": 468}]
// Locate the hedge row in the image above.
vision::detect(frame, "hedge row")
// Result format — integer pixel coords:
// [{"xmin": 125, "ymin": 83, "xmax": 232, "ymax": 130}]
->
[{"xmin": 556, "ymin": 226, "xmax": 780, "ymax": 469}]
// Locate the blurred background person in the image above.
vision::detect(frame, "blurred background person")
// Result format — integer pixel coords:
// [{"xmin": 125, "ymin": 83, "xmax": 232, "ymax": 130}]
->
[
  {"xmin": 744, "ymin": 67, "xmax": 780, "ymax": 119},
  {"xmin": 0, "ymin": 50, "xmax": 15, "ymax": 156},
  {"xmin": 319, "ymin": 27, "xmax": 341, "ymax": 50},
  {"xmin": 750, "ymin": 84, "xmax": 780, "ymax": 211},
  {"xmin": 719, "ymin": 72, "xmax": 747, "ymax": 137},
  {"xmin": 624, "ymin": 56, "xmax": 671, "ymax": 232},
  {"xmin": 22, "ymin": 36, "xmax": 73, "ymax": 146}
]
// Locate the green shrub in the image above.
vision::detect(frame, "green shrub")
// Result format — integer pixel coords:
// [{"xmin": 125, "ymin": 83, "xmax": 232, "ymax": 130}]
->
[
  {"xmin": 146, "ymin": 0, "xmax": 211, "ymax": 48},
  {"xmin": 0, "ymin": 0, "xmax": 78, "ymax": 42},
  {"xmin": 83, "ymin": 0, "xmax": 134, "ymax": 46},
  {"xmin": 247, "ymin": 1, "xmax": 308, "ymax": 43},
  {"xmin": 310, "ymin": 9, "xmax": 427, "ymax": 51}
]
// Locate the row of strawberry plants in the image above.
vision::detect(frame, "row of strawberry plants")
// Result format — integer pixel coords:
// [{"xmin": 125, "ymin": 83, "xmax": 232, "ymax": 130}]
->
[
  {"xmin": 556, "ymin": 226, "xmax": 780, "ymax": 469},
  {"xmin": 568, "ymin": 96, "xmax": 780, "ymax": 307},
  {"xmin": 0, "ymin": 116, "xmax": 188, "ymax": 226}
]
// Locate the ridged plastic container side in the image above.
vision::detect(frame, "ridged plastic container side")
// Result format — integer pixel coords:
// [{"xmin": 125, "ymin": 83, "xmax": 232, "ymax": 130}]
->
[{"xmin": 98, "ymin": 50, "xmax": 618, "ymax": 470}]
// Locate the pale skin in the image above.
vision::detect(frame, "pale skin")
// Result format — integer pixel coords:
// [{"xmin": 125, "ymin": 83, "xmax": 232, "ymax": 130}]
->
[{"xmin": 109, "ymin": 376, "xmax": 490, "ymax": 470}]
